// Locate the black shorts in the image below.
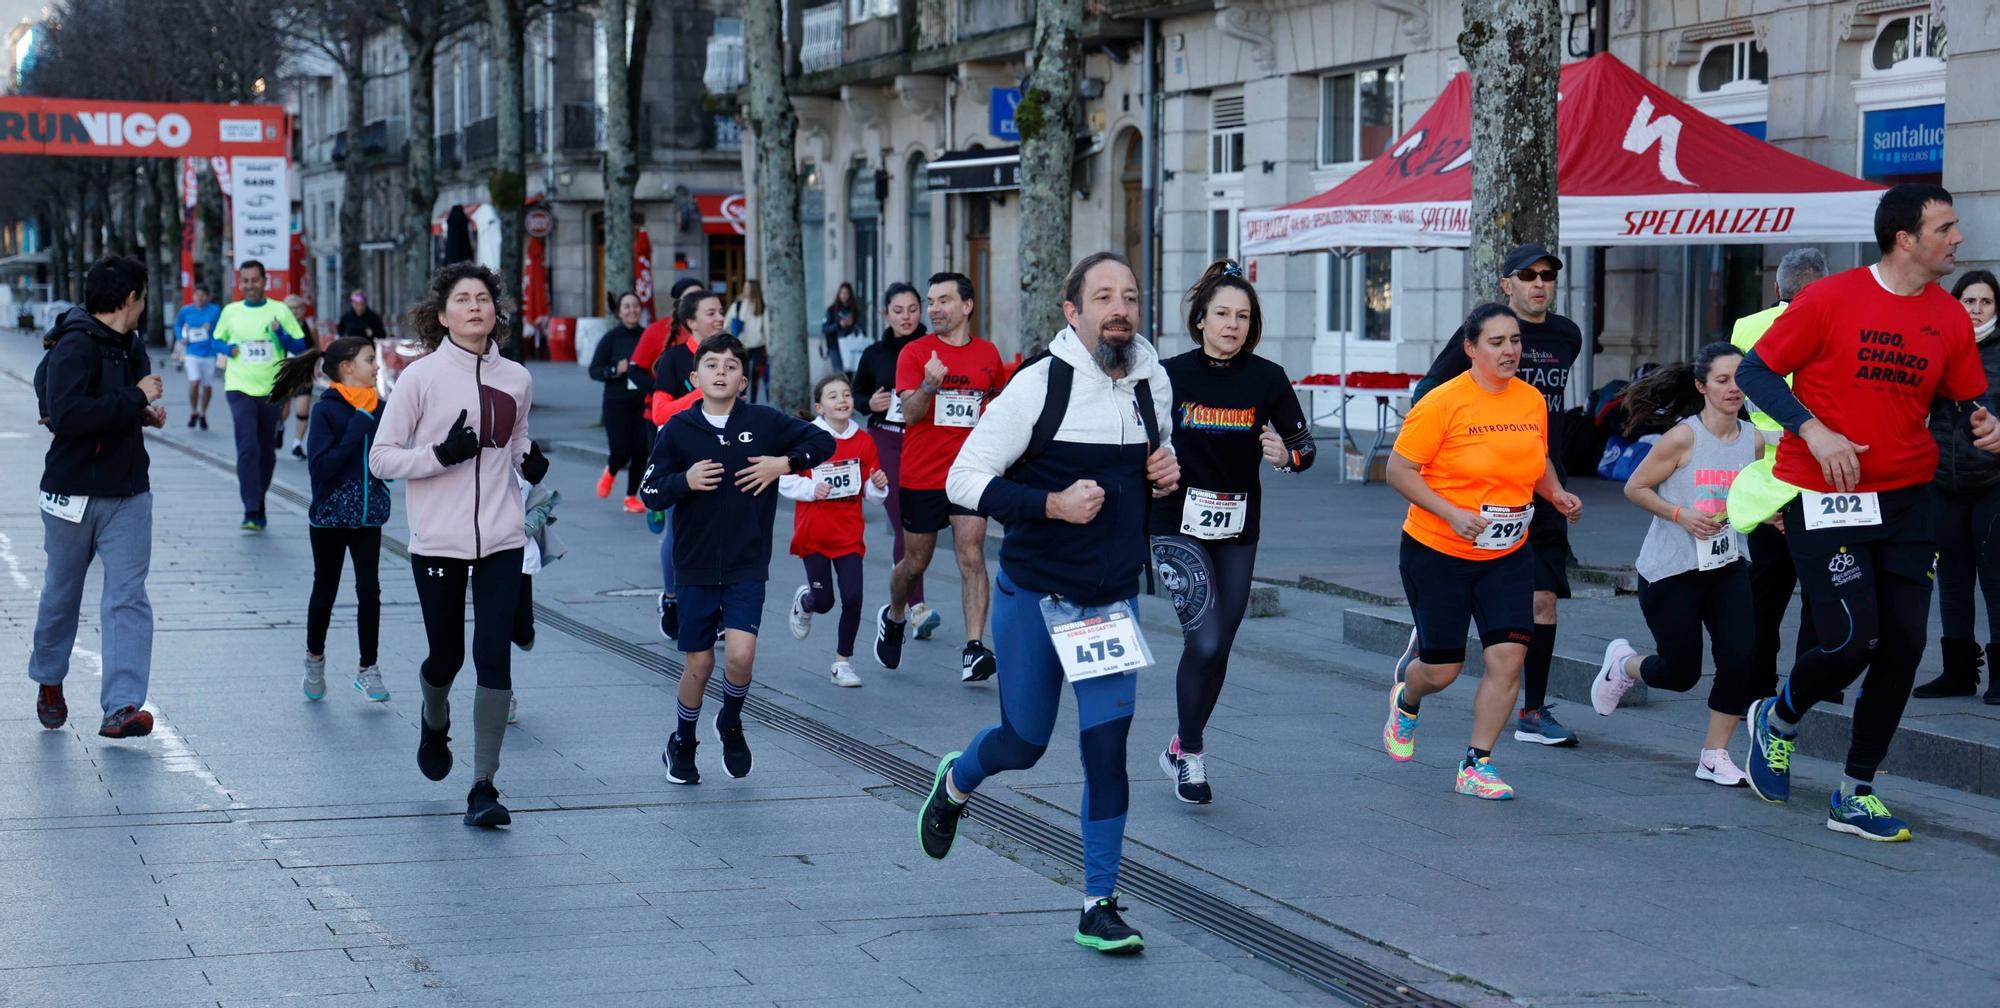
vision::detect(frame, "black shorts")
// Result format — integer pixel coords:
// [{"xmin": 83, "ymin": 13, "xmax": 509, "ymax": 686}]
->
[
  {"xmin": 1783, "ymin": 485, "xmax": 1937, "ymax": 606},
  {"xmin": 1399, "ymin": 533, "xmax": 1535, "ymax": 665},
  {"xmin": 1528, "ymin": 496, "xmax": 1572, "ymax": 599},
  {"xmin": 900, "ymin": 487, "xmax": 978, "ymax": 534}
]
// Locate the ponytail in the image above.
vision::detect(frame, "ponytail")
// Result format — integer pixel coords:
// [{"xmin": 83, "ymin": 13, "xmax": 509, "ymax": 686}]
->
[
  {"xmin": 1620, "ymin": 341, "xmax": 1741, "ymax": 437},
  {"xmin": 267, "ymin": 336, "xmax": 375, "ymax": 404}
]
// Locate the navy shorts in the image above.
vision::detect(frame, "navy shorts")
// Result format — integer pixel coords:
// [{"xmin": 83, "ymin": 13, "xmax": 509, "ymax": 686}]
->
[
  {"xmin": 1398, "ymin": 534, "xmax": 1535, "ymax": 665},
  {"xmin": 1527, "ymin": 497, "xmax": 1572, "ymax": 598},
  {"xmin": 676, "ymin": 581, "xmax": 766, "ymax": 653}
]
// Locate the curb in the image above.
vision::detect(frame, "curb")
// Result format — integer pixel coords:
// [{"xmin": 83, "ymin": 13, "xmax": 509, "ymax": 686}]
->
[{"xmin": 1342, "ymin": 603, "xmax": 2000, "ymax": 799}]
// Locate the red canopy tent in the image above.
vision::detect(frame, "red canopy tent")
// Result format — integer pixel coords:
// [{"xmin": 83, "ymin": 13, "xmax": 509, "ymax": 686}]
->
[{"xmin": 1242, "ymin": 53, "xmax": 1882, "ymax": 254}]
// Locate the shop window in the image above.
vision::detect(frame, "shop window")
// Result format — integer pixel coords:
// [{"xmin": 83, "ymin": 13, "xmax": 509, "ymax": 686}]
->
[
  {"xmin": 1696, "ymin": 39, "xmax": 1766, "ymax": 93},
  {"xmin": 907, "ymin": 152, "xmax": 932, "ymax": 285},
  {"xmin": 1321, "ymin": 251, "xmax": 1391, "ymax": 342},
  {"xmin": 1872, "ymin": 13, "xmax": 1946, "ymax": 71},
  {"xmin": 1319, "ymin": 65, "xmax": 1401, "ymax": 167},
  {"xmin": 1209, "ymin": 94, "xmax": 1245, "ymax": 176}
]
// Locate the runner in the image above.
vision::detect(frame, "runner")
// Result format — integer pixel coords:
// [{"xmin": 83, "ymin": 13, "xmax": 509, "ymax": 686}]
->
[
  {"xmin": 271, "ymin": 337, "xmax": 390, "ymax": 704},
  {"xmin": 169, "ymin": 284, "xmax": 221, "ymax": 430},
  {"xmin": 851, "ymin": 281, "xmax": 940, "ymax": 640},
  {"xmin": 586, "ymin": 291, "xmax": 652, "ymax": 513},
  {"xmin": 638, "ymin": 334, "xmax": 835, "ymax": 785},
  {"xmin": 726, "ymin": 280, "xmax": 770, "ymax": 403},
  {"xmin": 782, "ymin": 374, "xmax": 891, "ymax": 687},
  {"xmin": 212, "ymin": 260, "xmax": 308, "ymax": 531},
  {"xmin": 1411, "ymin": 244, "xmax": 1584, "ymax": 747},
  {"xmin": 1384, "ymin": 302, "xmax": 1583, "ymax": 800},
  {"xmin": 1914, "ymin": 268, "xmax": 2000, "ymax": 701},
  {"xmin": 1588, "ymin": 343, "xmax": 1762, "ymax": 786},
  {"xmin": 917, "ymin": 251, "xmax": 1177, "ymax": 954},
  {"xmin": 283, "ymin": 294, "xmax": 314, "ymax": 460},
  {"xmin": 1736, "ymin": 184, "xmax": 1997, "ymax": 841},
  {"xmin": 1731, "ymin": 248, "xmax": 1828, "ymax": 703},
  {"xmin": 634, "ymin": 285, "xmax": 728, "ymax": 639},
  {"xmin": 1149, "ymin": 260, "xmax": 1315, "ymax": 805},
  {"xmin": 30, "ymin": 256, "xmax": 163, "ymax": 738},
  {"xmin": 873, "ymin": 272, "xmax": 1004, "ymax": 681},
  {"xmin": 368, "ymin": 263, "xmax": 546, "ymax": 829}
]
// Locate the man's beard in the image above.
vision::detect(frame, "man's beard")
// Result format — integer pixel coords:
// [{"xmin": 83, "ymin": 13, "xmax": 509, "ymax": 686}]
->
[{"xmin": 1092, "ymin": 328, "xmax": 1136, "ymax": 374}]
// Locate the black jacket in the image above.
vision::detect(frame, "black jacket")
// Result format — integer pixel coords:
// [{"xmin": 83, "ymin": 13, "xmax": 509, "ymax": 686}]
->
[
  {"xmin": 336, "ymin": 307, "xmax": 387, "ymax": 342},
  {"xmin": 1931, "ymin": 332, "xmax": 2000, "ymax": 493},
  {"xmin": 587, "ymin": 323, "xmax": 654, "ymax": 403},
  {"xmin": 637, "ymin": 400, "xmax": 835, "ymax": 585},
  {"xmin": 34, "ymin": 307, "xmax": 152, "ymax": 497},
  {"xmin": 852, "ymin": 329, "xmax": 924, "ymax": 428},
  {"xmin": 306, "ymin": 388, "xmax": 391, "ymax": 527}
]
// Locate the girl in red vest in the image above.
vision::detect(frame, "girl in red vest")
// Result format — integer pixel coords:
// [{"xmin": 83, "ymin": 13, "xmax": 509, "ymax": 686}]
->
[{"xmin": 782, "ymin": 374, "xmax": 889, "ymax": 687}]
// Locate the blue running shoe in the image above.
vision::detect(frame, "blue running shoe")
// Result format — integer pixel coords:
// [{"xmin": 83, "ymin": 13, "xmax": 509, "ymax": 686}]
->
[
  {"xmin": 646, "ymin": 509, "xmax": 666, "ymax": 534},
  {"xmin": 1827, "ymin": 789, "xmax": 1912, "ymax": 842},
  {"xmin": 1513, "ymin": 704, "xmax": 1578, "ymax": 747},
  {"xmin": 1744, "ymin": 696, "xmax": 1794, "ymax": 804}
]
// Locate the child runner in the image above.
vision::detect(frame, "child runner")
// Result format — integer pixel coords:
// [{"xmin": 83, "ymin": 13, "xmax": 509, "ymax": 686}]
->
[
  {"xmin": 639, "ymin": 334, "xmax": 835, "ymax": 784},
  {"xmin": 273, "ymin": 336, "xmax": 390, "ymax": 704},
  {"xmin": 783, "ymin": 375, "xmax": 891, "ymax": 687},
  {"xmin": 1588, "ymin": 343, "xmax": 1764, "ymax": 786}
]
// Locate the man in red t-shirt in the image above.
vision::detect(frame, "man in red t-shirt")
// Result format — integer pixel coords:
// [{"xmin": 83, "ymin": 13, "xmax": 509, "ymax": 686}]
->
[
  {"xmin": 1736, "ymin": 184, "xmax": 2000, "ymax": 841},
  {"xmin": 873, "ymin": 272, "xmax": 1004, "ymax": 682}
]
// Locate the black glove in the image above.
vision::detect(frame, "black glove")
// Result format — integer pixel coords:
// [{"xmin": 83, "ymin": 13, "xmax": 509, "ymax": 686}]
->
[
  {"xmin": 520, "ymin": 440, "xmax": 550, "ymax": 485},
  {"xmin": 432, "ymin": 408, "xmax": 479, "ymax": 467}
]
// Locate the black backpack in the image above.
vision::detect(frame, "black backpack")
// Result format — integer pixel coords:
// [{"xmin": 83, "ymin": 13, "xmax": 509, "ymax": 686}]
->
[{"xmin": 1012, "ymin": 352, "xmax": 1161, "ymax": 470}]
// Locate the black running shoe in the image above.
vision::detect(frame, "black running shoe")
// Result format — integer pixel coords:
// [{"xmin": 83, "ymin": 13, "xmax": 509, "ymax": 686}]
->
[
  {"xmin": 960, "ymin": 641, "xmax": 997, "ymax": 683},
  {"xmin": 657, "ymin": 593, "xmax": 679, "ymax": 641},
  {"xmin": 874, "ymin": 605, "xmax": 905, "ymax": 669},
  {"xmin": 662, "ymin": 732, "xmax": 700, "ymax": 785},
  {"xmin": 715, "ymin": 721, "xmax": 753, "ymax": 778},
  {"xmin": 185, "ymin": 413, "xmax": 197, "ymax": 428},
  {"xmin": 291, "ymin": 445, "xmax": 306, "ymax": 460},
  {"xmin": 197, "ymin": 414, "xmax": 208, "ymax": 431},
  {"xmin": 918, "ymin": 751, "xmax": 967, "ymax": 859},
  {"xmin": 417, "ymin": 716, "xmax": 452, "ymax": 781},
  {"xmin": 464, "ymin": 779, "xmax": 511, "ymax": 828},
  {"xmin": 1074, "ymin": 897, "xmax": 1145, "ymax": 954}
]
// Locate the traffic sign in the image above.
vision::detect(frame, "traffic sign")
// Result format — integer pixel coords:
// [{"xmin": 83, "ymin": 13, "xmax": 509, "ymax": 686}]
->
[{"xmin": 525, "ymin": 205, "xmax": 553, "ymax": 238}]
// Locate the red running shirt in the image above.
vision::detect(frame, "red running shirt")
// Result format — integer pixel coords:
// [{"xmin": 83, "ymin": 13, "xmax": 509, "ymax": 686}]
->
[
  {"xmin": 894, "ymin": 333, "xmax": 1003, "ymax": 490},
  {"xmin": 789, "ymin": 429, "xmax": 882, "ymax": 558},
  {"xmin": 1755, "ymin": 267, "xmax": 1984, "ymax": 493}
]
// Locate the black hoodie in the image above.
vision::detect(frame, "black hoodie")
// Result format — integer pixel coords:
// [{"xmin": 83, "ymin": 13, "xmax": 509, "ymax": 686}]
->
[{"xmin": 34, "ymin": 307, "xmax": 152, "ymax": 497}]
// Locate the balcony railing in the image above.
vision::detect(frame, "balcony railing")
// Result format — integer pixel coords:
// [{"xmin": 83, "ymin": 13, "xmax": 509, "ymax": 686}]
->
[
  {"xmin": 801, "ymin": 3, "xmax": 844, "ymax": 72},
  {"xmin": 704, "ymin": 34, "xmax": 745, "ymax": 94},
  {"xmin": 463, "ymin": 117, "xmax": 498, "ymax": 162},
  {"xmin": 434, "ymin": 132, "xmax": 460, "ymax": 170},
  {"xmin": 560, "ymin": 104, "xmax": 602, "ymax": 151},
  {"xmin": 957, "ymin": 0, "xmax": 1033, "ymax": 39}
]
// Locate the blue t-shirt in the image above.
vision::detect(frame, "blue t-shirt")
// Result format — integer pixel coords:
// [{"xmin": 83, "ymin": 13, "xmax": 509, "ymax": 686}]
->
[{"xmin": 176, "ymin": 303, "xmax": 224, "ymax": 357}]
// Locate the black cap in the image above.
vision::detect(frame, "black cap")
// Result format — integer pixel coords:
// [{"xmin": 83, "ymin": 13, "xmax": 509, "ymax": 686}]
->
[{"xmin": 1500, "ymin": 243, "xmax": 1563, "ymax": 276}]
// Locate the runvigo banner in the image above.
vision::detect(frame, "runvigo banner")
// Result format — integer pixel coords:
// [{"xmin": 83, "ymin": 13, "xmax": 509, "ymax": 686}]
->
[{"xmin": 0, "ymin": 97, "xmax": 285, "ymax": 158}]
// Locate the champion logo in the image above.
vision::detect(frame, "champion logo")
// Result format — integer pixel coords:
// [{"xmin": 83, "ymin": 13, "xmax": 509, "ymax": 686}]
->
[{"xmin": 737, "ymin": 431, "xmax": 754, "ymax": 443}]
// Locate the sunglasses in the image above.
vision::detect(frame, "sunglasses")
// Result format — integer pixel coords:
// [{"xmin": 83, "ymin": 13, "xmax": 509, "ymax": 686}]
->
[{"xmin": 1511, "ymin": 268, "xmax": 1559, "ymax": 282}]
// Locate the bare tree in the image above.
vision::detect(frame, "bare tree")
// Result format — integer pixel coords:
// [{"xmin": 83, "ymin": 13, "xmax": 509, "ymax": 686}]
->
[
  {"xmin": 390, "ymin": 0, "xmax": 480, "ymax": 303},
  {"xmin": 1458, "ymin": 0, "xmax": 1560, "ymax": 299},
  {"xmin": 601, "ymin": 0, "xmax": 656, "ymax": 311},
  {"xmin": 486, "ymin": 0, "xmax": 530, "ymax": 352},
  {"xmin": 743, "ymin": 0, "xmax": 805, "ymax": 409},
  {"xmin": 1015, "ymin": 0, "xmax": 1082, "ymax": 352},
  {"xmin": 280, "ymin": 0, "xmax": 385, "ymax": 297}
]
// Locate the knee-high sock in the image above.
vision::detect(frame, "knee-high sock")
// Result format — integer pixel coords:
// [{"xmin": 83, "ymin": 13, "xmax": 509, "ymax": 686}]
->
[
  {"xmin": 473, "ymin": 686, "xmax": 511, "ymax": 782},
  {"xmin": 717, "ymin": 677, "xmax": 750, "ymax": 731},
  {"xmin": 422, "ymin": 678, "xmax": 450, "ymax": 731},
  {"xmin": 1523, "ymin": 623, "xmax": 1557, "ymax": 710}
]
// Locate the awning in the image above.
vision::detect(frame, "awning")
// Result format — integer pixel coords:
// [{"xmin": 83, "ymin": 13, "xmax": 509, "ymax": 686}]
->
[
  {"xmin": 1241, "ymin": 53, "xmax": 1883, "ymax": 253},
  {"xmin": 0, "ymin": 248, "xmax": 50, "ymax": 270},
  {"xmin": 926, "ymin": 135, "xmax": 1105, "ymax": 194},
  {"xmin": 694, "ymin": 192, "xmax": 747, "ymax": 236}
]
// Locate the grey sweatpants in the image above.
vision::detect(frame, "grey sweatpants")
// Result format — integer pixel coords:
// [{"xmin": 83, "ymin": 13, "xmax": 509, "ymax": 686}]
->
[{"xmin": 29, "ymin": 492, "xmax": 154, "ymax": 716}]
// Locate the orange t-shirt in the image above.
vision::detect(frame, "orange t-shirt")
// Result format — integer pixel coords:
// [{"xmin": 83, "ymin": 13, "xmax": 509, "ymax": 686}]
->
[{"xmin": 1393, "ymin": 371, "xmax": 1548, "ymax": 560}]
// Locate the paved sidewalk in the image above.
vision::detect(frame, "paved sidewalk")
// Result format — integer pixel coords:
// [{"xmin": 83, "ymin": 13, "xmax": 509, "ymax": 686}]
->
[{"xmin": 8, "ymin": 331, "xmax": 2000, "ymax": 1007}]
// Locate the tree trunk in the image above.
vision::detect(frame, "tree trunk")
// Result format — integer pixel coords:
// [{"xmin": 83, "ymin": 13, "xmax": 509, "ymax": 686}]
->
[
  {"xmin": 155, "ymin": 161, "xmax": 180, "ymax": 340},
  {"xmin": 1016, "ymin": 0, "xmax": 1082, "ymax": 353},
  {"xmin": 339, "ymin": 45, "xmax": 367, "ymax": 296},
  {"xmin": 602, "ymin": 0, "xmax": 635, "ymax": 312},
  {"xmin": 139, "ymin": 161, "xmax": 171, "ymax": 343},
  {"xmin": 403, "ymin": 32, "xmax": 440, "ymax": 309},
  {"xmin": 200, "ymin": 166, "xmax": 226, "ymax": 295},
  {"xmin": 744, "ymin": 0, "xmax": 806, "ymax": 410},
  {"xmin": 487, "ymin": 0, "xmax": 528, "ymax": 355},
  {"xmin": 1458, "ymin": 0, "xmax": 1559, "ymax": 306}
]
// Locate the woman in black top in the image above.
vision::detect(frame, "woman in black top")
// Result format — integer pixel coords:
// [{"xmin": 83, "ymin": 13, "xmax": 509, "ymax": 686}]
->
[
  {"xmin": 1149, "ymin": 260, "xmax": 1315, "ymax": 805},
  {"xmin": 851, "ymin": 282, "xmax": 942, "ymax": 637},
  {"xmin": 822, "ymin": 282, "xmax": 862, "ymax": 373},
  {"xmin": 586, "ymin": 292, "xmax": 654, "ymax": 511}
]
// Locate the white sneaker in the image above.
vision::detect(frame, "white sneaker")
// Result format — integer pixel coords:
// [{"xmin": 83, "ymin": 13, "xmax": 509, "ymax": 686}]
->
[
  {"xmin": 507, "ymin": 693, "xmax": 519, "ymax": 725},
  {"xmin": 1696, "ymin": 747, "xmax": 1748, "ymax": 787},
  {"xmin": 303, "ymin": 654, "xmax": 326, "ymax": 701},
  {"xmin": 1590, "ymin": 638, "xmax": 1639, "ymax": 716},
  {"xmin": 789, "ymin": 585, "xmax": 813, "ymax": 640},
  {"xmin": 829, "ymin": 660, "xmax": 863, "ymax": 687}
]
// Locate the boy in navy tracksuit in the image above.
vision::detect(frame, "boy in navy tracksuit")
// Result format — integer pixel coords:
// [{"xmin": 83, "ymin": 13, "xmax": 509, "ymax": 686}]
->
[{"xmin": 640, "ymin": 334, "xmax": 835, "ymax": 784}]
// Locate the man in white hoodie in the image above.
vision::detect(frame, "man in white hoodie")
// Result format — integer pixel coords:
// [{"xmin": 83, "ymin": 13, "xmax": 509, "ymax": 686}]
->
[{"xmin": 914, "ymin": 251, "xmax": 1179, "ymax": 955}]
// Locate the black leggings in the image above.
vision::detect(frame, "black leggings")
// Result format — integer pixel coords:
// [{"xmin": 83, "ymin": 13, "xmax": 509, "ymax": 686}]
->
[
  {"xmin": 1150, "ymin": 534, "xmax": 1257, "ymax": 754},
  {"xmin": 802, "ymin": 552, "xmax": 864, "ymax": 656},
  {"xmin": 307, "ymin": 526, "xmax": 381, "ymax": 667},
  {"xmin": 602, "ymin": 398, "xmax": 652, "ymax": 496},
  {"xmin": 1634, "ymin": 562, "xmax": 1759, "ymax": 716},
  {"xmin": 1933, "ymin": 482, "xmax": 2000, "ymax": 641},
  {"xmin": 1775, "ymin": 488, "xmax": 1934, "ymax": 781},
  {"xmin": 512, "ymin": 572, "xmax": 535, "ymax": 649},
  {"xmin": 1746, "ymin": 522, "xmax": 1820, "ymax": 684},
  {"xmin": 410, "ymin": 549, "xmax": 524, "ymax": 692}
]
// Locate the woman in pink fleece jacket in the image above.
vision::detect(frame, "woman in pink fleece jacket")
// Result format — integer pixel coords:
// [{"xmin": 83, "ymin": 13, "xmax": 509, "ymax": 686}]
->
[{"xmin": 370, "ymin": 263, "xmax": 547, "ymax": 829}]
